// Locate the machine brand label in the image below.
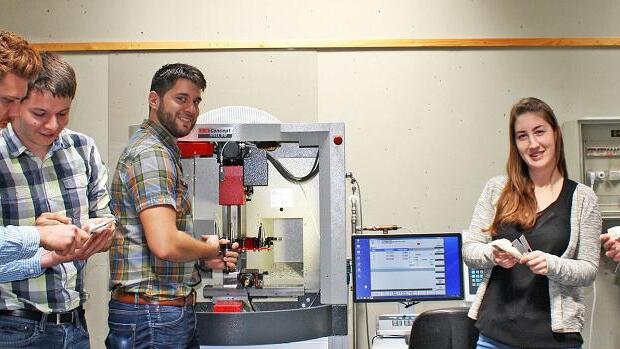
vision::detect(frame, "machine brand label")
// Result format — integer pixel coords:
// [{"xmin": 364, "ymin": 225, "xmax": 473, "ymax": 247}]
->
[{"xmin": 198, "ymin": 127, "xmax": 233, "ymax": 139}]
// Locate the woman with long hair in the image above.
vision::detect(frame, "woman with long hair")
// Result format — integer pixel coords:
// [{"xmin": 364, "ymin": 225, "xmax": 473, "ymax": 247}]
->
[{"xmin": 463, "ymin": 97, "xmax": 601, "ymax": 349}]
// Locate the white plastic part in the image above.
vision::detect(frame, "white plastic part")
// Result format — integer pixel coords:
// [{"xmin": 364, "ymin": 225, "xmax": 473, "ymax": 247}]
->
[
  {"xmin": 607, "ymin": 226, "xmax": 620, "ymax": 240},
  {"xmin": 490, "ymin": 238, "xmax": 524, "ymax": 259}
]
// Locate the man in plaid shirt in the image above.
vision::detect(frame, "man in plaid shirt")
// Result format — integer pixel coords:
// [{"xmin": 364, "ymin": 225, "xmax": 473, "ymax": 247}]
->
[
  {"xmin": 0, "ymin": 52, "xmax": 115, "ymax": 349},
  {"xmin": 107, "ymin": 63, "xmax": 238, "ymax": 348},
  {"xmin": 0, "ymin": 31, "xmax": 92, "ymax": 283}
]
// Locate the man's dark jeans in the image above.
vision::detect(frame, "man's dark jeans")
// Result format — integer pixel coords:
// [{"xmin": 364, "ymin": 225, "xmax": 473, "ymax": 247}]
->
[
  {"xmin": 0, "ymin": 310, "xmax": 90, "ymax": 348},
  {"xmin": 105, "ymin": 299, "xmax": 198, "ymax": 349}
]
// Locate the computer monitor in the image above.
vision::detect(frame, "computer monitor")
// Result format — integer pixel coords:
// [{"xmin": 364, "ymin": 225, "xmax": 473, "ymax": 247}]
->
[{"xmin": 352, "ymin": 233, "xmax": 464, "ymax": 302}]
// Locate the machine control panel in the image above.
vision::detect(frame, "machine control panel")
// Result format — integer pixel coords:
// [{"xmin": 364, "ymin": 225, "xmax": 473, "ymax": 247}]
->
[{"xmin": 376, "ymin": 314, "xmax": 417, "ymax": 337}]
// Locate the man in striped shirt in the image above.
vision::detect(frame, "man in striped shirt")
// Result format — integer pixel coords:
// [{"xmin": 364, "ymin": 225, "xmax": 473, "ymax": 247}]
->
[
  {"xmin": 107, "ymin": 63, "xmax": 238, "ymax": 348},
  {"xmin": 0, "ymin": 52, "xmax": 115, "ymax": 348},
  {"xmin": 0, "ymin": 31, "xmax": 91, "ymax": 283}
]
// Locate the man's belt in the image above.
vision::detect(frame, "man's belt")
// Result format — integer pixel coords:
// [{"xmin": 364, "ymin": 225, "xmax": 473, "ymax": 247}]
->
[
  {"xmin": 111, "ymin": 290, "xmax": 196, "ymax": 307},
  {"xmin": 0, "ymin": 305, "xmax": 84, "ymax": 325}
]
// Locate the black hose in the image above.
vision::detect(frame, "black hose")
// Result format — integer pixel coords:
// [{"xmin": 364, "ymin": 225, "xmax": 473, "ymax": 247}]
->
[{"xmin": 265, "ymin": 150, "xmax": 319, "ymax": 183}]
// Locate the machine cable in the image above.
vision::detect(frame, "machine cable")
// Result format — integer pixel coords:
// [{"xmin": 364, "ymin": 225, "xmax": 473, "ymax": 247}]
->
[
  {"xmin": 354, "ymin": 177, "xmax": 371, "ymax": 349},
  {"xmin": 308, "ymin": 291, "xmax": 321, "ymax": 307},
  {"xmin": 246, "ymin": 288, "xmax": 256, "ymax": 312},
  {"xmin": 265, "ymin": 150, "xmax": 319, "ymax": 183},
  {"xmin": 352, "ymin": 174, "xmax": 370, "ymax": 349},
  {"xmin": 365, "ymin": 303, "xmax": 371, "ymax": 349},
  {"xmin": 347, "ymin": 172, "xmax": 367, "ymax": 349},
  {"xmin": 371, "ymin": 335, "xmax": 380, "ymax": 346},
  {"xmin": 241, "ymin": 141, "xmax": 319, "ymax": 183},
  {"xmin": 349, "ymin": 174, "xmax": 363, "ymax": 231},
  {"xmin": 298, "ymin": 183, "xmax": 321, "ymax": 241}
]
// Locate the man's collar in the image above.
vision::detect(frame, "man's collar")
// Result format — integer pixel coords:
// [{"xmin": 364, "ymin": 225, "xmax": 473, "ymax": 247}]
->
[
  {"xmin": 3, "ymin": 123, "xmax": 72, "ymax": 158},
  {"xmin": 141, "ymin": 119, "xmax": 180, "ymax": 158}
]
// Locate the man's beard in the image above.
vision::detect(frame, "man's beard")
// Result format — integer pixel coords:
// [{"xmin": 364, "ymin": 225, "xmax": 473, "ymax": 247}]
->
[{"xmin": 156, "ymin": 105, "xmax": 195, "ymax": 138}]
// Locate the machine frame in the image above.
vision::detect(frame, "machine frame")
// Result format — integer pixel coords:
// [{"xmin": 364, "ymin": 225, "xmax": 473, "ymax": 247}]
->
[{"xmin": 178, "ymin": 107, "xmax": 347, "ymax": 347}]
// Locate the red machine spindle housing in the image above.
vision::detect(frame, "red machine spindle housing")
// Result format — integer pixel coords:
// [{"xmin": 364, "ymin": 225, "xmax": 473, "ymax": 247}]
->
[
  {"xmin": 177, "ymin": 141, "xmax": 214, "ymax": 158},
  {"xmin": 219, "ymin": 165, "xmax": 246, "ymax": 205}
]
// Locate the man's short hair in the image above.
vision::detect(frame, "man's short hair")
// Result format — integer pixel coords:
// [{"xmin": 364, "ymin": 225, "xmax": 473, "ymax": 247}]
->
[
  {"xmin": 27, "ymin": 52, "xmax": 77, "ymax": 100},
  {"xmin": 150, "ymin": 63, "xmax": 206, "ymax": 97},
  {"xmin": 0, "ymin": 31, "xmax": 42, "ymax": 81}
]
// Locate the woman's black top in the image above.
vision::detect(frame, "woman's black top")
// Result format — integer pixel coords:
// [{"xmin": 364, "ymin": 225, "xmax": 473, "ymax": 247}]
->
[{"xmin": 476, "ymin": 179, "xmax": 583, "ymax": 348}]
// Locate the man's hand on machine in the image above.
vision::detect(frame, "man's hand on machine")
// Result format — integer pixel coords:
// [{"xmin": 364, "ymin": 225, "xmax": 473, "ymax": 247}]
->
[{"xmin": 200, "ymin": 235, "xmax": 240, "ymax": 270}]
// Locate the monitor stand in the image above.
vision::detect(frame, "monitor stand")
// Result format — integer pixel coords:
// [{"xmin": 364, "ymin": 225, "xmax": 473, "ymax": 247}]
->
[{"xmin": 397, "ymin": 302, "xmax": 416, "ymax": 315}]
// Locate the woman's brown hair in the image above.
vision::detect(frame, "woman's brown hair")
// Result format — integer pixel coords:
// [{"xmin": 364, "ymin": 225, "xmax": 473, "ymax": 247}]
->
[{"xmin": 488, "ymin": 97, "xmax": 568, "ymax": 235}]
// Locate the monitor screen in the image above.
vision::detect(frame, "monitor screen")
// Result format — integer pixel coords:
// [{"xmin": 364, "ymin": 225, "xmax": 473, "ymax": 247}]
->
[{"xmin": 352, "ymin": 233, "xmax": 464, "ymax": 302}]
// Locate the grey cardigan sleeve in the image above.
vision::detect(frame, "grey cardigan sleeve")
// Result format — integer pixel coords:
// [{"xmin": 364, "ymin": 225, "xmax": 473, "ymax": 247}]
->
[
  {"xmin": 546, "ymin": 186, "xmax": 601, "ymax": 286},
  {"xmin": 463, "ymin": 177, "xmax": 505, "ymax": 269}
]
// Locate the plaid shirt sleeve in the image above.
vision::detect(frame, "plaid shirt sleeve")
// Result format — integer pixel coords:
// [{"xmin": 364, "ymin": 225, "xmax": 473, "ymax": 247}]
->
[
  {"xmin": 0, "ymin": 225, "xmax": 40, "ymax": 263},
  {"xmin": 123, "ymin": 147, "xmax": 179, "ymax": 214},
  {"xmin": 86, "ymin": 142, "xmax": 112, "ymax": 218}
]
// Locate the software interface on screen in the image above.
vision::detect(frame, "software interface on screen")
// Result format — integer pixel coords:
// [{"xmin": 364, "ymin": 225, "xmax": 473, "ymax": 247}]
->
[{"xmin": 353, "ymin": 234, "xmax": 463, "ymax": 302}]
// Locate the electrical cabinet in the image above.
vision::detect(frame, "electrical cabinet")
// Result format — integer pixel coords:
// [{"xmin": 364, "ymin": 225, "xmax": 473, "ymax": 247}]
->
[{"xmin": 564, "ymin": 117, "xmax": 620, "ymax": 223}]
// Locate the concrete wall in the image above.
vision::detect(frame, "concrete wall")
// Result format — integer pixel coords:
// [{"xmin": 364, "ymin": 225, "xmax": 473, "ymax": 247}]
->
[
  {"xmin": 2, "ymin": 1, "xmax": 620, "ymax": 348},
  {"xmin": 4, "ymin": 1, "xmax": 620, "ymax": 40}
]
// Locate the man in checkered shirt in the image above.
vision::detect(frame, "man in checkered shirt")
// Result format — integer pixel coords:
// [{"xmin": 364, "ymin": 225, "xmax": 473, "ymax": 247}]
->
[
  {"xmin": 106, "ymin": 63, "xmax": 238, "ymax": 348},
  {"xmin": 0, "ymin": 52, "xmax": 115, "ymax": 348},
  {"xmin": 0, "ymin": 30, "xmax": 92, "ymax": 283}
]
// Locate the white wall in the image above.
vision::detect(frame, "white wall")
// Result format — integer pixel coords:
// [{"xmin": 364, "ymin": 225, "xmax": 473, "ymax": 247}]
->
[
  {"xmin": 4, "ymin": 1, "xmax": 620, "ymax": 40},
  {"xmin": 3, "ymin": 1, "xmax": 620, "ymax": 349}
]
